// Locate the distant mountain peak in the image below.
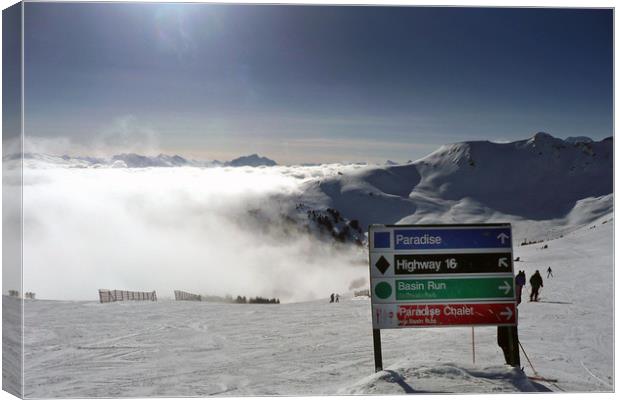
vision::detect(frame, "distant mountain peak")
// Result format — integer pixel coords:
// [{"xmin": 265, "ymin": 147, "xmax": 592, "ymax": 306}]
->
[
  {"xmin": 533, "ymin": 131, "xmax": 553, "ymax": 140},
  {"xmin": 111, "ymin": 153, "xmax": 189, "ymax": 168},
  {"xmin": 227, "ymin": 154, "xmax": 277, "ymax": 167}
]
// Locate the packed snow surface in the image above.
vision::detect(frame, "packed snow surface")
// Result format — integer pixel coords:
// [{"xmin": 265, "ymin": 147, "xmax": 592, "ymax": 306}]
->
[{"xmin": 12, "ymin": 219, "xmax": 612, "ymax": 396}]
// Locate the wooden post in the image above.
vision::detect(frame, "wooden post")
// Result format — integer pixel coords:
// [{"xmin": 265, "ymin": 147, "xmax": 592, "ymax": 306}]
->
[
  {"xmin": 507, "ymin": 326, "xmax": 521, "ymax": 367},
  {"xmin": 471, "ymin": 327, "xmax": 476, "ymax": 365},
  {"xmin": 373, "ymin": 329, "xmax": 383, "ymax": 372},
  {"xmin": 498, "ymin": 325, "xmax": 521, "ymax": 367}
]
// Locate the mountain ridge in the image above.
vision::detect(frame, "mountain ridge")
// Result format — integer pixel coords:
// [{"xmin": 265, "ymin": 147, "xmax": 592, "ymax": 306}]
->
[
  {"xmin": 298, "ymin": 132, "xmax": 612, "ymax": 229},
  {"xmin": 17, "ymin": 152, "xmax": 278, "ymax": 168}
]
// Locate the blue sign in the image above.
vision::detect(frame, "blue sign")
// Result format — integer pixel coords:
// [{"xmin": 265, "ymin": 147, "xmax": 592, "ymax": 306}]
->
[
  {"xmin": 373, "ymin": 232, "xmax": 391, "ymax": 248},
  {"xmin": 393, "ymin": 227, "xmax": 511, "ymax": 250}
]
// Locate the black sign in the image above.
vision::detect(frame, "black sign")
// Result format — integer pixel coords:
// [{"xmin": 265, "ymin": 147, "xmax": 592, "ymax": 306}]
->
[
  {"xmin": 394, "ymin": 253, "xmax": 513, "ymax": 275},
  {"xmin": 375, "ymin": 256, "xmax": 390, "ymax": 274}
]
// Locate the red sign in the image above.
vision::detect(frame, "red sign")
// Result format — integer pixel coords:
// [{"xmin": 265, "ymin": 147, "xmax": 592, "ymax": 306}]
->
[
  {"xmin": 373, "ymin": 302, "xmax": 516, "ymax": 328},
  {"xmin": 397, "ymin": 303, "xmax": 516, "ymax": 327}
]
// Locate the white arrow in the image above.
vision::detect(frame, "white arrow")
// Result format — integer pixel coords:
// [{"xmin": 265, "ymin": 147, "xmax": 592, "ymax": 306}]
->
[
  {"xmin": 498, "ymin": 281, "xmax": 511, "ymax": 295},
  {"xmin": 497, "ymin": 232, "xmax": 510, "ymax": 244},
  {"xmin": 498, "ymin": 257, "xmax": 508, "ymax": 268},
  {"xmin": 499, "ymin": 307, "xmax": 513, "ymax": 320}
]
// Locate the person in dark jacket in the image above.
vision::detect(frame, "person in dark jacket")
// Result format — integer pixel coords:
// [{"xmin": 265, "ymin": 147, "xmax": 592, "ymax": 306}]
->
[
  {"xmin": 529, "ymin": 270, "xmax": 543, "ymax": 302},
  {"xmin": 515, "ymin": 271, "xmax": 526, "ymax": 305}
]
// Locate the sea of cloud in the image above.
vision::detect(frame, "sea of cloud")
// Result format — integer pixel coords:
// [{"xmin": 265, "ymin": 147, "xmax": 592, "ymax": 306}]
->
[{"xmin": 18, "ymin": 163, "xmax": 370, "ymax": 302}]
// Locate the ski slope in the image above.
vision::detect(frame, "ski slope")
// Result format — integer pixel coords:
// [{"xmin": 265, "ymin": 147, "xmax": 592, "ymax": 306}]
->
[{"xmin": 11, "ymin": 216, "xmax": 612, "ymax": 396}]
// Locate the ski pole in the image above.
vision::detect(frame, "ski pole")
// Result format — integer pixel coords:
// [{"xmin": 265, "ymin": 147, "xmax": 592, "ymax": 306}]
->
[{"xmin": 518, "ymin": 341, "xmax": 538, "ymax": 376}]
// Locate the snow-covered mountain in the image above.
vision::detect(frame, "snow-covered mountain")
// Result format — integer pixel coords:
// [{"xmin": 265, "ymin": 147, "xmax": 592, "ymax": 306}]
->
[
  {"xmin": 111, "ymin": 153, "xmax": 190, "ymax": 168},
  {"xmin": 298, "ymin": 132, "xmax": 612, "ymax": 239},
  {"xmin": 226, "ymin": 153, "xmax": 277, "ymax": 167},
  {"xmin": 19, "ymin": 153, "xmax": 101, "ymax": 168}
]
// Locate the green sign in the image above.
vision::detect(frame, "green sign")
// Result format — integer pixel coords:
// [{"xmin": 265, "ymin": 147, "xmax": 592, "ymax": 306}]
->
[
  {"xmin": 395, "ymin": 276, "xmax": 514, "ymax": 301},
  {"xmin": 374, "ymin": 282, "xmax": 392, "ymax": 299}
]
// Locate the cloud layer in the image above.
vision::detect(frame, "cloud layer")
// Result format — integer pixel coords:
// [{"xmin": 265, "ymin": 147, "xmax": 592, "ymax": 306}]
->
[{"xmin": 21, "ymin": 165, "xmax": 368, "ymax": 302}]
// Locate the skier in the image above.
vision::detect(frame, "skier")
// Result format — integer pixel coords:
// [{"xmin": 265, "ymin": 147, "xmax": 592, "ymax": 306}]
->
[
  {"xmin": 515, "ymin": 270, "xmax": 526, "ymax": 305},
  {"xmin": 529, "ymin": 270, "xmax": 543, "ymax": 302},
  {"xmin": 547, "ymin": 266, "xmax": 553, "ymax": 278},
  {"xmin": 329, "ymin": 293, "xmax": 335, "ymax": 303},
  {"xmin": 335, "ymin": 294, "xmax": 340, "ymax": 303}
]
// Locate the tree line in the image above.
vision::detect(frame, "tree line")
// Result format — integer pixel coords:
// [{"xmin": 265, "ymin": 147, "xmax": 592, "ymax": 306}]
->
[{"xmin": 234, "ymin": 295, "xmax": 280, "ymax": 304}]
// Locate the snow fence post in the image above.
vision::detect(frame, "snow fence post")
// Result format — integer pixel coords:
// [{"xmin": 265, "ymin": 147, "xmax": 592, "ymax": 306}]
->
[{"xmin": 373, "ymin": 329, "xmax": 383, "ymax": 372}]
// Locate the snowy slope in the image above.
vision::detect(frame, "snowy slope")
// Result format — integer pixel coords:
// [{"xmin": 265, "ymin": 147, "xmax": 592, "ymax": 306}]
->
[
  {"xmin": 2, "ymin": 296, "xmax": 22, "ymax": 397},
  {"xmin": 16, "ymin": 217, "xmax": 613, "ymax": 396},
  {"xmin": 510, "ymin": 216, "xmax": 613, "ymax": 392},
  {"xmin": 344, "ymin": 217, "xmax": 613, "ymax": 394},
  {"xmin": 342, "ymin": 364, "xmax": 543, "ymax": 393},
  {"xmin": 299, "ymin": 133, "xmax": 612, "ymax": 242}
]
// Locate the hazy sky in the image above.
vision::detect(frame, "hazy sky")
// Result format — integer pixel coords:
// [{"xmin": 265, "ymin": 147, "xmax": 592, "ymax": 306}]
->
[{"xmin": 24, "ymin": 4, "xmax": 612, "ymax": 164}]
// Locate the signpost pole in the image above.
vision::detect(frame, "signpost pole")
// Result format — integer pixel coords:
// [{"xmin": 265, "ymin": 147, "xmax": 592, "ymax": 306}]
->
[
  {"xmin": 372, "ymin": 329, "xmax": 383, "ymax": 372},
  {"xmin": 507, "ymin": 326, "xmax": 520, "ymax": 367},
  {"xmin": 471, "ymin": 327, "xmax": 475, "ymax": 365}
]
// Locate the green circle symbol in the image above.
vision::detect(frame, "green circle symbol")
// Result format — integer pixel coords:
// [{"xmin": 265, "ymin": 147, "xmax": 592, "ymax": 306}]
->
[{"xmin": 375, "ymin": 282, "xmax": 392, "ymax": 299}]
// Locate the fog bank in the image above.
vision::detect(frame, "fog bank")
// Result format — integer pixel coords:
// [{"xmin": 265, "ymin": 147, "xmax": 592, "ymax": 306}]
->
[{"xmin": 20, "ymin": 165, "xmax": 368, "ymax": 302}]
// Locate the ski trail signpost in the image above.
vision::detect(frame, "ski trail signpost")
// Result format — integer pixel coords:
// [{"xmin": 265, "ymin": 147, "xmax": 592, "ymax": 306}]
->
[{"xmin": 369, "ymin": 223, "xmax": 518, "ymax": 371}]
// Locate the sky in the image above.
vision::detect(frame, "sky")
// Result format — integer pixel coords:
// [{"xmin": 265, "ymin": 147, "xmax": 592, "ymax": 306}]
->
[{"xmin": 24, "ymin": 4, "xmax": 613, "ymax": 164}]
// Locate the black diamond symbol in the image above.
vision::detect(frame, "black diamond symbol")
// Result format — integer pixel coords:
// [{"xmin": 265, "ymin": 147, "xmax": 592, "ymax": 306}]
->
[{"xmin": 375, "ymin": 256, "xmax": 390, "ymax": 274}]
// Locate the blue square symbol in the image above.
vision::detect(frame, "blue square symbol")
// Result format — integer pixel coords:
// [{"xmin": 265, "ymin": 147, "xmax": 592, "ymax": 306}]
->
[{"xmin": 374, "ymin": 232, "xmax": 390, "ymax": 248}]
